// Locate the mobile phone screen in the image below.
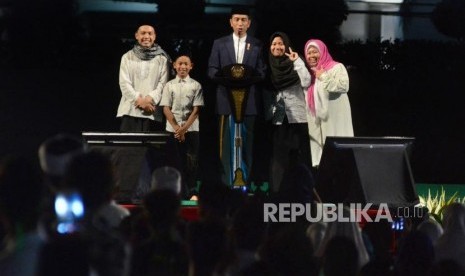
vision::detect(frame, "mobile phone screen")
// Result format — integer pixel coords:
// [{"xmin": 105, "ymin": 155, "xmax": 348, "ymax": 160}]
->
[
  {"xmin": 392, "ymin": 217, "xmax": 404, "ymax": 231},
  {"xmin": 54, "ymin": 191, "xmax": 85, "ymax": 234}
]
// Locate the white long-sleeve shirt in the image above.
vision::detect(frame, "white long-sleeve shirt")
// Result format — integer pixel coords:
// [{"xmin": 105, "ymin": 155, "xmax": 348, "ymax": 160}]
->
[{"xmin": 117, "ymin": 50, "xmax": 168, "ymax": 121}]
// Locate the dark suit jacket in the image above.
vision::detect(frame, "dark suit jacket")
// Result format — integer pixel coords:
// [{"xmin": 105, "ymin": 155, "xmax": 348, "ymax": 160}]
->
[{"xmin": 208, "ymin": 34, "xmax": 266, "ymax": 115}]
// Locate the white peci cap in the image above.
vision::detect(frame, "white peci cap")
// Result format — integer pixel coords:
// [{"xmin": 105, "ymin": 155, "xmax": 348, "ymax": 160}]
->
[{"xmin": 151, "ymin": 166, "xmax": 181, "ymax": 195}]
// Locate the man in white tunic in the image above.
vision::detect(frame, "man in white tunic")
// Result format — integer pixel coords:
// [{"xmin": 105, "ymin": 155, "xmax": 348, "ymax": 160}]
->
[
  {"xmin": 117, "ymin": 24, "xmax": 170, "ymax": 131},
  {"xmin": 115, "ymin": 25, "xmax": 171, "ymax": 203}
]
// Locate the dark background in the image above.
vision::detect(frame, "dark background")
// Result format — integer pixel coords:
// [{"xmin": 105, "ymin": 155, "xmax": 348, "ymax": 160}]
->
[{"xmin": 1, "ymin": 0, "xmax": 464, "ymax": 184}]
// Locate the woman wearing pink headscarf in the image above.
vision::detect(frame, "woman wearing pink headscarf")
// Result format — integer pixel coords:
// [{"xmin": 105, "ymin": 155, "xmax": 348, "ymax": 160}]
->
[{"xmin": 304, "ymin": 39, "xmax": 354, "ymax": 167}]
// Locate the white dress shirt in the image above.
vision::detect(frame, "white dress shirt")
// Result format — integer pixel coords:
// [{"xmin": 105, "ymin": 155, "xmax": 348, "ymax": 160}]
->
[
  {"xmin": 160, "ymin": 75, "xmax": 204, "ymax": 132},
  {"xmin": 233, "ymin": 33, "xmax": 247, "ymax": 64}
]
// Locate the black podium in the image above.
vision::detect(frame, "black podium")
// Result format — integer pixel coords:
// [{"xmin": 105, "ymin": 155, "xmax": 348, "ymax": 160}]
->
[
  {"xmin": 82, "ymin": 132, "xmax": 170, "ymax": 203},
  {"xmin": 214, "ymin": 64, "xmax": 262, "ymax": 187}
]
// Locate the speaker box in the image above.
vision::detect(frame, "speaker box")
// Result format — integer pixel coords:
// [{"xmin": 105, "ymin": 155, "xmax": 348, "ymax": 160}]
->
[
  {"xmin": 315, "ymin": 136, "xmax": 419, "ymax": 208},
  {"xmin": 82, "ymin": 132, "xmax": 169, "ymax": 203}
]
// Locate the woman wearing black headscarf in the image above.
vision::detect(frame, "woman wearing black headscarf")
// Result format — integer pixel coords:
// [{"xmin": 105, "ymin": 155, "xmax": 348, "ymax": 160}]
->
[{"xmin": 267, "ymin": 32, "xmax": 312, "ymax": 194}]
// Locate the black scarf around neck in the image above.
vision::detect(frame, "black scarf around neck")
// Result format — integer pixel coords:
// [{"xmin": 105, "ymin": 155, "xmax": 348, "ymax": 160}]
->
[
  {"xmin": 132, "ymin": 44, "xmax": 168, "ymax": 61},
  {"xmin": 268, "ymin": 32, "xmax": 301, "ymax": 91}
]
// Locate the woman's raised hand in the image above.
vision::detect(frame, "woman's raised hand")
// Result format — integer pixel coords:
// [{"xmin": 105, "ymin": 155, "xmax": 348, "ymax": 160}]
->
[{"xmin": 285, "ymin": 47, "xmax": 299, "ymax": 61}]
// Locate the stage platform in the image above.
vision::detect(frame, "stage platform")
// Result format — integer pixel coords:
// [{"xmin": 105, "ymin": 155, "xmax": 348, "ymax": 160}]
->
[
  {"xmin": 121, "ymin": 200, "xmax": 200, "ymax": 221},
  {"xmin": 119, "ymin": 183, "xmax": 465, "ymax": 222}
]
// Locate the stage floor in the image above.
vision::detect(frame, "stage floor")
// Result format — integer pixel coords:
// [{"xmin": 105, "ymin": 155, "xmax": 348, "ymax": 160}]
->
[{"xmin": 120, "ymin": 183, "xmax": 465, "ymax": 222}]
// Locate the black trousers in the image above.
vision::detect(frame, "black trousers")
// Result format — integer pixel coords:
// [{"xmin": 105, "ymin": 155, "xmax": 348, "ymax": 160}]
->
[
  {"xmin": 165, "ymin": 131, "xmax": 200, "ymax": 197},
  {"xmin": 120, "ymin": 115, "xmax": 163, "ymax": 132},
  {"xmin": 118, "ymin": 115, "xmax": 164, "ymax": 202},
  {"xmin": 270, "ymin": 118, "xmax": 311, "ymax": 193}
]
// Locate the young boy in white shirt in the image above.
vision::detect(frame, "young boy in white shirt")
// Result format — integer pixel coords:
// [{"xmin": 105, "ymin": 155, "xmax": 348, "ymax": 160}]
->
[{"xmin": 160, "ymin": 55, "xmax": 204, "ymax": 198}]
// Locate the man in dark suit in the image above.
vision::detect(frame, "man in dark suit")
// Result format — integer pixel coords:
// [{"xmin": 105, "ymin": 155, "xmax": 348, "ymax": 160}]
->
[{"xmin": 208, "ymin": 7, "xmax": 266, "ymax": 186}]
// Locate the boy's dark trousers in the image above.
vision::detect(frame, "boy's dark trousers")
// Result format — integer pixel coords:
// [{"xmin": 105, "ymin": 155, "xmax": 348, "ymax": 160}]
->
[{"xmin": 165, "ymin": 131, "xmax": 199, "ymax": 198}]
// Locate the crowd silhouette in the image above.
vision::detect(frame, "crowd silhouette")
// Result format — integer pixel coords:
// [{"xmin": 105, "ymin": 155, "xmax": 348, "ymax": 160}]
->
[{"xmin": 0, "ymin": 133, "xmax": 465, "ymax": 275}]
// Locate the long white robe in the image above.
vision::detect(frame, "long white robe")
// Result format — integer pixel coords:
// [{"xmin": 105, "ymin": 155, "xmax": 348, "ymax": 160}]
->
[{"xmin": 306, "ymin": 63, "xmax": 354, "ymax": 167}]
